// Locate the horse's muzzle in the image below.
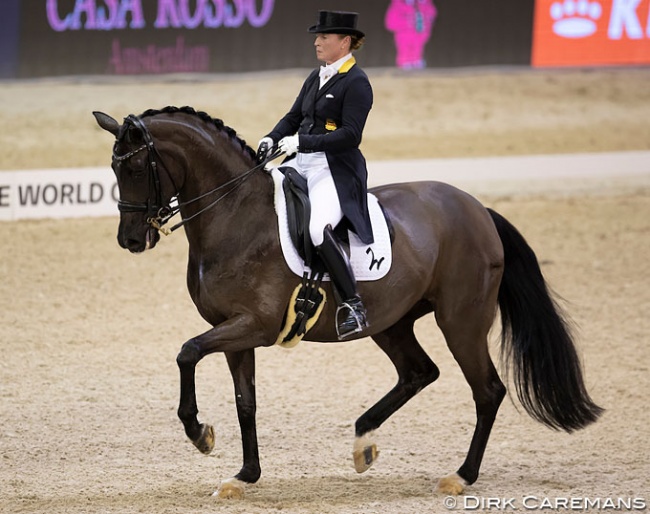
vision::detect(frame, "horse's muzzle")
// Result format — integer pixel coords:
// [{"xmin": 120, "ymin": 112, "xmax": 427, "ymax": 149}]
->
[{"xmin": 118, "ymin": 225, "xmax": 159, "ymax": 253}]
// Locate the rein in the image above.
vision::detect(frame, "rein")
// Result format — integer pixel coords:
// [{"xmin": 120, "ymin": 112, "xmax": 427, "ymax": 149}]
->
[{"xmin": 113, "ymin": 114, "xmax": 282, "ymax": 235}]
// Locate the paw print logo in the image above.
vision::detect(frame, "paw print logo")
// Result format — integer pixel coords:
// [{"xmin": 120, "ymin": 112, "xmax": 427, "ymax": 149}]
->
[{"xmin": 550, "ymin": 0, "xmax": 602, "ymax": 38}]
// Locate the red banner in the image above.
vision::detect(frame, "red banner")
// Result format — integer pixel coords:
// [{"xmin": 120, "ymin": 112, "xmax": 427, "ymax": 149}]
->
[{"xmin": 532, "ymin": 0, "xmax": 650, "ymax": 66}]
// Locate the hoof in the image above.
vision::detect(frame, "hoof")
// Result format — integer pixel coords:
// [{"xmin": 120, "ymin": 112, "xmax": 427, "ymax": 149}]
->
[
  {"xmin": 353, "ymin": 434, "xmax": 379, "ymax": 473},
  {"xmin": 436, "ymin": 473, "xmax": 467, "ymax": 495},
  {"xmin": 192, "ymin": 423, "xmax": 215, "ymax": 455},
  {"xmin": 213, "ymin": 478, "xmax": 246, "ymax": 499}
]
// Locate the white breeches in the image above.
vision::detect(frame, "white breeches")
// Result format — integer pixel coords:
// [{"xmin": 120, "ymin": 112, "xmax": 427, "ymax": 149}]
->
[{"xmin": 285, "ymin": 152, "xmax": 344, "ymax": 246}]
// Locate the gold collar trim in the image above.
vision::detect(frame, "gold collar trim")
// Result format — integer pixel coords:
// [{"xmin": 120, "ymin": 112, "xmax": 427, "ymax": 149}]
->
[{"xmin": 338, "ymin": 56, "xmax": 356, "ymax": 75}]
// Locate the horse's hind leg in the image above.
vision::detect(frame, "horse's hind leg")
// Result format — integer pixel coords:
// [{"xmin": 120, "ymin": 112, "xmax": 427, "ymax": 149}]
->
[
  {"xmin": 434, "ymin": 302, "xmax": 506, "ymax": 495},
  {"xmin": 354, "ymin": 302, "xmax": 440, "ymax": 473}
]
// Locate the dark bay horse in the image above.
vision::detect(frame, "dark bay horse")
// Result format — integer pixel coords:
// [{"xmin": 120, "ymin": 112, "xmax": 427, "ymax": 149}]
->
[{"xmin": 93, "ymin": 106, "xmax": 602, "ymax": 499}]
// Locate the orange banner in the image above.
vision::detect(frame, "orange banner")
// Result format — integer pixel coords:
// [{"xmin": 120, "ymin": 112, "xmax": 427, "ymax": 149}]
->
[{"xmin": 532, "ymin": 0, "xmax": 650, "ymax": 66}]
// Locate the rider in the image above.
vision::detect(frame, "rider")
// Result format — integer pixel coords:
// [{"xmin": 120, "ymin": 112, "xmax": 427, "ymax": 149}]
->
[{"xmin": 257, "ymin": 10, "xmax": 373, "ymax": 340}]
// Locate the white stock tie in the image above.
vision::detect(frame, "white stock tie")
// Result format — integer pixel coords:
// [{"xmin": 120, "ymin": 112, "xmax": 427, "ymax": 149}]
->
[{"xmin": 319, "ymin": 66, "xmax": 335, "ymax": 87}]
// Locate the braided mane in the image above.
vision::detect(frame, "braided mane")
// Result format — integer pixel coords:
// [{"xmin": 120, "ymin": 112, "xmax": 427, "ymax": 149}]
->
[{"xmin": 139, "ymin": 105, "xmax": 256, "ymax": 162}]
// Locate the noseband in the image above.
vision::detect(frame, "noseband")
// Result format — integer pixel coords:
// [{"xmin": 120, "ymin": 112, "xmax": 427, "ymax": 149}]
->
[{"xmin": 112, "ymin": 114, "xmax": 282, "ymax": 235}]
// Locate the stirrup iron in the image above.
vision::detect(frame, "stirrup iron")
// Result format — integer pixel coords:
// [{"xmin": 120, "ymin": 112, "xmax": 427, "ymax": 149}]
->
[{"xmin": 335, "ymin": 301, "xmax": 366, "ymax": 340}]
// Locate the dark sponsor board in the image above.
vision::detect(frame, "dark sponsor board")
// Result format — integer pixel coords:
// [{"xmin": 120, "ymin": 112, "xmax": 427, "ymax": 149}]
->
[
  {"xmin": 0, "ymin": 0, "xmax": 21, "ymax": 78},
  {"xmin": 12, "ymin": 0, "xmax": 533, "ymax": 78}
]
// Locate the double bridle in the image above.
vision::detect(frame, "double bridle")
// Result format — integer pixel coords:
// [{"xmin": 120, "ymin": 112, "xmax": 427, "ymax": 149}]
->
[{"xmin": 112, "ymin": 114, "xmax": 281, "ymax": 235}]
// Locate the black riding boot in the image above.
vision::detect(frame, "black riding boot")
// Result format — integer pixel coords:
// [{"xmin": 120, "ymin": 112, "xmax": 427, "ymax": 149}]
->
[{"xmin": 317, "ymin": 225, "xmax": 369, "ymax": 340}]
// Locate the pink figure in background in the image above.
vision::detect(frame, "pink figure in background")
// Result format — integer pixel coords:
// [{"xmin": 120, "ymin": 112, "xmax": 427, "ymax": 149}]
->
[{"xmin": 385, "ymin": 0, "xmax": 437, "ymax": 69}]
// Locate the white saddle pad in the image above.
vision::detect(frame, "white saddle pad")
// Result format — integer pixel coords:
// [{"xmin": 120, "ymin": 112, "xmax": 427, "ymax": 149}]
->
[{"xmin": 271, "ymin": 168, "xmax": 392, "ymax": 281}]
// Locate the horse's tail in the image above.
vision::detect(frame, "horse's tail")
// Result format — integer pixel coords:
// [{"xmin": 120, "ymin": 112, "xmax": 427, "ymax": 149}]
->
[{"xmin": 487, "ymin": 208, "xmax": 603, "ymax": 432}]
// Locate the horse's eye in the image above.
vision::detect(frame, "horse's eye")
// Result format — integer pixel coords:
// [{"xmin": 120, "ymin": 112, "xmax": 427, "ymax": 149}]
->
[
  {"xmin": 130, "ymin": 156, "xmax": 148, "ymax": 174},
  {"xmin": 114, "ymin": 158, "xmax": 146, "ymax": 179}
]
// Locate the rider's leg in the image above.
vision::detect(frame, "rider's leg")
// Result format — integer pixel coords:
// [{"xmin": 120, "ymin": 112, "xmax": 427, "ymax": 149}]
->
[
  {"xmin": 299, "ymin": 156, "xmax": 369, "ymax": 339},
  {"xmin": 306, "ymin": 167, "xmax": 344, "ymax": 246},
  {"xmin": 316, "ymin": 225, "xmax": 369, "ymax": 339}
]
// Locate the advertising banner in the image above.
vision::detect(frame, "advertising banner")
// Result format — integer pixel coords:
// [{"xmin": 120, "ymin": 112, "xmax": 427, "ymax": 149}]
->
[
  {"xmin": 13, "ymin": 0, "xmax": 533, "ymax": 78},
  {"xmin": 532, "ymin": 0, "xmax": 650, "ymax": 66},
  {"xmin": 11, "ymin": 0, "xmax": 650, "ymax": 78},
  {"xmin": 17, "ymin": 0, "xmax": 392, "ymax": 77},
  {"xmin": 0, "ymin": 168, "xmax": 117, "ymax": 221}
]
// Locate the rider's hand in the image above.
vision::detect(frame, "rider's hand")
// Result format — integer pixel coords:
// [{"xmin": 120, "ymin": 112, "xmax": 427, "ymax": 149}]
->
[
  {"xmin": 279, "ymin": 135, "xmax": 299, "ymax": 157},
  {"xmin": 256, "ymin": 137, "xmax": 274, "ymax": 164}
]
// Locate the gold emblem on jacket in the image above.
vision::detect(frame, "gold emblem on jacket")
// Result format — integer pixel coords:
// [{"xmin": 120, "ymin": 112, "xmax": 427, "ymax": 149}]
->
[{"xmin": 325, "ymin": 119, "xmax": 337, "ymax": 131}]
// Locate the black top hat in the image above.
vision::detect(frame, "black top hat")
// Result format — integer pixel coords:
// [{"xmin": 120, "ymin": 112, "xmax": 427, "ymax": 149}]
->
[{"xmin": 308, "ymin": 10, "xmax": 365, "ymax": 38}]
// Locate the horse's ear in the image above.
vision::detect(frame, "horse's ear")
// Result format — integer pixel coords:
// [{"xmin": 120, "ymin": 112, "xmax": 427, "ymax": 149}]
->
[{"xmin": 93, "ymin": 111, "xmax": 120, "ymax": 137}]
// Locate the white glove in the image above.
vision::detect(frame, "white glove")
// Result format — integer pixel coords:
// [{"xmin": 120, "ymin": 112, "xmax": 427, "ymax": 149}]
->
[
  {"xmin": 279, "ymin": 135, "xmax": 300, "ymax": 157},
  {"xmin": 256, "ymin": 137, "xmax": 274, "ymax": 163}
]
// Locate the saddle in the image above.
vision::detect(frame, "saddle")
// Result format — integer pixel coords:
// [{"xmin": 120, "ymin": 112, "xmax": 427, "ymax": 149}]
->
[
  {"xmin": 280, "ymin": 166, "xmax": 354, "ymax": 266},
  {"xmin": 276, "ymin": 166, "xmax": 327, "ymax": 347},
  {"xmin": 280, "ymin": 166, "xmax": 318, "ymax": 267},
  {"xmin": 274, "ymin": 166, "xmax": 394, "ymax": 348}
]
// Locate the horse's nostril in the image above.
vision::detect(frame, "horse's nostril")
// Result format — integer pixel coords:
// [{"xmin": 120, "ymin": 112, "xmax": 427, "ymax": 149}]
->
[{"xmin": 126, "ymin": 238, "xmax": 145, "ymax": 253}]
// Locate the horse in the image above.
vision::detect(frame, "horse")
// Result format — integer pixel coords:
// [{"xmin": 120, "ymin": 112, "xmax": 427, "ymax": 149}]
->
[{"xmin": 92, "ymin": 106, "xmax": 603, "ymax": 499}]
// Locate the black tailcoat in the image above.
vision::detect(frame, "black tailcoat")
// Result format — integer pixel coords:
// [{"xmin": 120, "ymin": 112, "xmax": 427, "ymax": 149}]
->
[{"xmin": 267, "ymin": 59, "xmax": 374, "ymax": 244}]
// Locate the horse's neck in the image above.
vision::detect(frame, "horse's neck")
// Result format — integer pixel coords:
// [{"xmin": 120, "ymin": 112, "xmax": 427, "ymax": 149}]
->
[
  {"xmin": 179, "ymin": 160, "xmax": 275, "ymax": 254},
  {"xmin": 154, "ymin": 115, "xmax": 275, "ymax": 254}
]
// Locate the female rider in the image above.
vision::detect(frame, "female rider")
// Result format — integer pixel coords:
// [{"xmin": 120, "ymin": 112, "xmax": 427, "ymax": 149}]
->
[{"xmin": 257, "ymin": 10, "xmax": 373, "ymax": 340}]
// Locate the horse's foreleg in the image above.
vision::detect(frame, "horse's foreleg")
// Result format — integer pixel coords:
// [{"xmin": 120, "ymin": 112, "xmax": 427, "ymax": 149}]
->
[
  {"xmin": 176, "ymin": 338, "xmax": 213, "ymax": 450},
  {"xmin": 175, "ymin": 316, "xmax": 271, "ymax": 498},
  {"xmin": 354, "ymin": 312, "xmax": 439, "ymax": 472},
  {"xmin": 212, "ymin": 349, "xmax": 259, "ymax": 499}
]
